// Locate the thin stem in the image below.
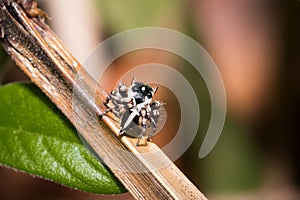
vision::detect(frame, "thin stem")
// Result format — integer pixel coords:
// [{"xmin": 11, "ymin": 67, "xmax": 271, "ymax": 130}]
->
[{"xmin": 0, "ymin": 1, "xmax": 207, "ymax": 199}]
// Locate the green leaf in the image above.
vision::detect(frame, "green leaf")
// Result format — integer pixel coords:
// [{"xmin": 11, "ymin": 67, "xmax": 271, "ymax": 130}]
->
[{"xmin": 0, "ymin": 83, "xmax": 125, "ymax": 194}]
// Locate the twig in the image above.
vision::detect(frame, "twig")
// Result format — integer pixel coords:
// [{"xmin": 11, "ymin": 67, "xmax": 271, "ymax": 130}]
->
[{"xmin": 0, "ymin": 1, "xmax": 207, "ymax": 199}]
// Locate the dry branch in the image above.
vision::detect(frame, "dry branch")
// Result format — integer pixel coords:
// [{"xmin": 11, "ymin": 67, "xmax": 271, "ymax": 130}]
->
[{"xmin": 0, "ymin": 1, "xmax": 207, "ymax": 199}]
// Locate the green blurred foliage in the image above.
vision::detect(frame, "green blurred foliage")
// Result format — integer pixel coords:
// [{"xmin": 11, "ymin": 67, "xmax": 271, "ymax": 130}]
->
[
  {"xmin": 199, "ymin": 119, "xmax": 263, "ymax": 193},
  {"xmin": 94, "ymin": 0, "xmax": 183, "ymax": 34},
  {"xmin": 177, "ymin": 60, "xmax": 263, "ymax": 194}
]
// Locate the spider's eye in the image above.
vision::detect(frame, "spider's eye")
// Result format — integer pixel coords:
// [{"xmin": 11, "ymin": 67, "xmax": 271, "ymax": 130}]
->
[{"xmin": 140, "ymin": 85, "xmax": 153, "ymax": 98}]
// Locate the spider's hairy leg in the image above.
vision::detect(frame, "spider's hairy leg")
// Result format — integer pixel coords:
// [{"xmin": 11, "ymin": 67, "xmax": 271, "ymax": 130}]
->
[
  {"xmin": 136, "ymin": 113, "xmax": 149, "ymax": 146},
  {"xmin": 147, "ymin": 127, "xmax": 157, "ymax": 141},
  {"xmin": 136, "ymin": 127, "xmax": 146, "ymax": 146}
]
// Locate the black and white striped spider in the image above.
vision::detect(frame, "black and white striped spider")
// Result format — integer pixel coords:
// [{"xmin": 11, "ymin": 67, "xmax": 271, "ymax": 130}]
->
[{"xmin": 105, "ymin": 78, "xmax": 162, "ymax": 146}]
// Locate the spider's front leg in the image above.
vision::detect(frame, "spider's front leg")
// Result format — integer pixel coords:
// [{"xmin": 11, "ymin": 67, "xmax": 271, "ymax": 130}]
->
[
  {"xmin": 136, "ymin": 126, "xmax": 146, "ymax": 146},
  {"xmin": 136, "ymin": 111, "xmax": 148, "ymax": 146},
  {"xmin": 147, "ymin": 126, "xmax": 157, "ymax": 141}
]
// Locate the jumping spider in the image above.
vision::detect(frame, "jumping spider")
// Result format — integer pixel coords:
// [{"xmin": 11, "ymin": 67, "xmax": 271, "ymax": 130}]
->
[{"xmin": 105, "ymin": 78, "xmax": 162, "ymax": 146}]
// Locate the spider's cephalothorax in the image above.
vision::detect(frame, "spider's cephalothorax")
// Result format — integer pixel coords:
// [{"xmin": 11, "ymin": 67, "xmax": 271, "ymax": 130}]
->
[{"xmin": 105, "ymin": 78, "xmax": 161, "ymax": 146}]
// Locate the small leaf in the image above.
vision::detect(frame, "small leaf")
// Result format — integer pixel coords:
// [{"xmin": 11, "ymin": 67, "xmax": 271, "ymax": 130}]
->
[{"xmin": 0, "ymin": 83, "xmax": 125, "ymax": 194}]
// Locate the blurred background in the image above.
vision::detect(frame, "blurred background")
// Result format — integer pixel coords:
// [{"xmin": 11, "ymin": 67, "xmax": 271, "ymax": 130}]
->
[{"xmin": 0, "ymin": 0, "xmax": 299, "ymax": 199}]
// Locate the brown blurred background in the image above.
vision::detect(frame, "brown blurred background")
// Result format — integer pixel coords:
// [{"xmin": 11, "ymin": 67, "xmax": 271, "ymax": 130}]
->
[{"xmin": 0, "ymin": 0, "xmax": 299, "ymax": 199}]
